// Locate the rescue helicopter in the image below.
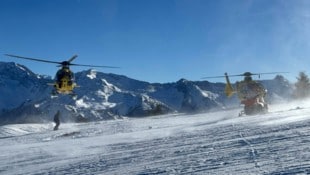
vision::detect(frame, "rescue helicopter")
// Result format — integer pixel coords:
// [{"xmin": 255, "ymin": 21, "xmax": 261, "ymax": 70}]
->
[
  {"xmin": 202, "ymin": 72, "xmax": 288, "ymax": 116},
  {"xmin": 5, "ymin": 54, "xmax": 119, "ymax": 98}
]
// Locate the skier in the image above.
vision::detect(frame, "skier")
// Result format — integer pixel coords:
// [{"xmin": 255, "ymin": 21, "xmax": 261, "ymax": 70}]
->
[
  {"xmin": 235, "ymin": 73, "xmax": 268, "ymax": 115},
  {"xmin": 53, "ymin": 110, "xmax": 60, "ymax": 130}
]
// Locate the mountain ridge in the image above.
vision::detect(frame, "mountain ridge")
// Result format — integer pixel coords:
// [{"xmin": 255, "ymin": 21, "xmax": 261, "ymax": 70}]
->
[{"xmin": 0, "ymin": 61, "xmax": 292, "ymax": 124}]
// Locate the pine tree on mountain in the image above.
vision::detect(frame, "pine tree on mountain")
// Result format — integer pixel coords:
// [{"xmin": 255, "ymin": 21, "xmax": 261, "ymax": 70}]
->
[{"xmin": 294, "ymin": 72, "xmax": 310, "ymax": 99}]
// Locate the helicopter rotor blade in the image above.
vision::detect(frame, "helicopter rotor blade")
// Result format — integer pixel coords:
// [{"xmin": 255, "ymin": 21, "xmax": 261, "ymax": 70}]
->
[
  {"xmin": 252, "ymin": 72, "xmax": 289, "ymax": 75},
  {"xmin": 235, "ymin": 72, "xmax": 290, "ymax": 77},
  {"xmin": 5, "ymin": 54, "xmax": 62, "ymax": 65},
  {"xmin": 69, "ymin": 63, "xmax": 120, "ymax": 68},
  {"xmin": 5, "ymin": 54, "xmax": 120, "ymax": 68},
  {"xmin": 202, "ymin": 73, "xmax": 246, "ymax": 79},
  {"xmin": 202, "ymin": 72, "xmax": 289, "ymax": 79},
  {"xmin": 67, "ymin": 55, "xmax": 78, "ymax": 63},
  {"xmin": 202, "ymin": 75, "xmax": 227, "ymax": 79}
]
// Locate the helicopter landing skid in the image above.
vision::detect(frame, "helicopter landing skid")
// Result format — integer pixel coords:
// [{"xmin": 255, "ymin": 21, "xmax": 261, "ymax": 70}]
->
[
  {"xmin": 71, "ymin": 93, "xmax": 77, "ymax": 100},
  {"xmin": 50, "ymin": 91, "xmax": 77, "ymax": 100},
  {"xmin": 51, "ymin": 90, "xmax": 59, "ymax": 99}
]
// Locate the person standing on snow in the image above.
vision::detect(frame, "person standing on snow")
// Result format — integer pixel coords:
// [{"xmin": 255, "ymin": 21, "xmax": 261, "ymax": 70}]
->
[{"xmin": 53, "ymin": 110, "xmax": 60, "ymax": 131}]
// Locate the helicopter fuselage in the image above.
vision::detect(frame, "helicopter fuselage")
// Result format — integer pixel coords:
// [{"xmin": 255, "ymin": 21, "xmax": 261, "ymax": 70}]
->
[{"xmin": 53, "ymin": 67, "xmax": 77, "ymax": 94}]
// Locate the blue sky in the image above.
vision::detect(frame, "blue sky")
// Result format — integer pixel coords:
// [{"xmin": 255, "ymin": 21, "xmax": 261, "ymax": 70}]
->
[{"xmin": 1, "ymin": 0, "xmax": 310, "ymax": 83}]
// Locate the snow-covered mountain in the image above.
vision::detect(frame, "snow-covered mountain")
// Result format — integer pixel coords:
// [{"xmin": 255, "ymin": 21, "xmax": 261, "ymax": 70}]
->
[{"xmin": 0, "ymin": 62, "xmax": 292, "ymax": 124}]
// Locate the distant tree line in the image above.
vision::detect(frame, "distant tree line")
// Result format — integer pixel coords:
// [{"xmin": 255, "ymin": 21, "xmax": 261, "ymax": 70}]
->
[{"xmin": 293, "ymin": 71, "xmax": 310, "ymax": 99}]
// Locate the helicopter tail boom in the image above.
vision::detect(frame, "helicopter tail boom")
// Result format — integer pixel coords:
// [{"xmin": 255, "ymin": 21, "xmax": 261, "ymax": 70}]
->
[{"xmin": 224, "ymin": 73, "xmax": 235, "ymax": 97}]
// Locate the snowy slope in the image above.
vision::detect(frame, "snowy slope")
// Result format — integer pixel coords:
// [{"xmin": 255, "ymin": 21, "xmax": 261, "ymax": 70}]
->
[{"xmin": 0, "ymin": 100, "xmax": 309, "ymax": 174}]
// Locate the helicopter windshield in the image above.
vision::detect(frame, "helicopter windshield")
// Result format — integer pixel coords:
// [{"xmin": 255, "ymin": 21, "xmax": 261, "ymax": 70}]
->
[{"xmin": 55, "ymin": 68, "xmax": 74, "ymax": 82}]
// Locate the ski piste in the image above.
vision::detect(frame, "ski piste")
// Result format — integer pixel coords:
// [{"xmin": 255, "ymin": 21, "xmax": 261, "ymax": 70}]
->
[{"xmin": 1, "ymin": 100, "xmax": 309, "ymax": 174}]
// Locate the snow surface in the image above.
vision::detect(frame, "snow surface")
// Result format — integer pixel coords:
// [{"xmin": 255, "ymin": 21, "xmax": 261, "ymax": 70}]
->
[{"xmin": 0, "ymin": 100, "xmax": 309, "ymax": 175}]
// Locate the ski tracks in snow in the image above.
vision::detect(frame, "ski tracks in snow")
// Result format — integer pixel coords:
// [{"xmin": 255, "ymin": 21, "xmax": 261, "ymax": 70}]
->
[{"xmin": 0, "ymin": 102, "xmax": 310, "ymax": 174}]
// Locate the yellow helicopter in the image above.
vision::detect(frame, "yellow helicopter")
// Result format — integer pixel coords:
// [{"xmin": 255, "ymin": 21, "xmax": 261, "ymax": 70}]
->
[
  {"xmin": 5, "ymin": 54, "xmax": 119, "ymax": 97},
  {"xmin": 202, "ymin": 71, "xmax": 288, "ymax": 116}
]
